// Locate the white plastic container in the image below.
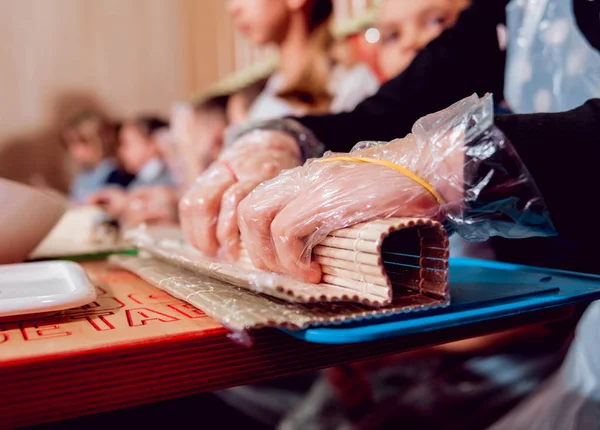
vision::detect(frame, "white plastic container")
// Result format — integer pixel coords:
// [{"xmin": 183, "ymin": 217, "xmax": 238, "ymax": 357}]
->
[{"xmin": 0, "ymin": 261, "xmax": 97, "ymax": 317}]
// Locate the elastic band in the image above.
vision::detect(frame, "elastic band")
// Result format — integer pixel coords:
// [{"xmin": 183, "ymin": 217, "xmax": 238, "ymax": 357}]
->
[
  {"xmin": 222, "ymin": 161, "xmax": 238, "ymax": 182},
  {"xmin": 317, "ymin": 156, "xmax": 445, "ymax": 204}
]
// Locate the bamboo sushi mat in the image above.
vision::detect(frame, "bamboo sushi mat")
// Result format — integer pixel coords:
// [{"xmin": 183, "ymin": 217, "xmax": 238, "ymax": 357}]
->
[{"xmin": 112, "ymin": 218, "xmax": 450, "ymax": 332}]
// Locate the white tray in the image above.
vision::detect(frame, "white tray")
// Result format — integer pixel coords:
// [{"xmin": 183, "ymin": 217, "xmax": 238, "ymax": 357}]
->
[{"xmin": 0, "ymin": 261, "xmax": 97, "ymax": 318}]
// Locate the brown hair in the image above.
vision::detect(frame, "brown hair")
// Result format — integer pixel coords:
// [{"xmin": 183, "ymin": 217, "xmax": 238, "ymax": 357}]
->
[
  {"xmin": 63, "ymin": 110, "xmax": 118, "ymax": 158},
  {"xmin": 127, "ymin": 116, "xmax": 170, "ymax": 140},
  {"xmin": 234, "ymin": 78, "xmax": 269, "ymax": 109},
  {"xmin": 275, "ymin": 0, "xmax": 335, "ymax": 113},
  {"xmin": 193, "ymin": 95, "xmax": 230, "ymax": 117}
]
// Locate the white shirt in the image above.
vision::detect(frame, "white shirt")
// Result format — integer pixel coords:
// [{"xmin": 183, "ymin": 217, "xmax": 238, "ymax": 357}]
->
[{"xmin": 247, "ymin": 63, "xmax": 380, "ymax": 122}]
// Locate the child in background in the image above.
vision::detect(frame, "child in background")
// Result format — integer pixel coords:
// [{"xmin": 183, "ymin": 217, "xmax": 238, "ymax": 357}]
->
[
  {"xmin": 226, "ymin": 79, "xmax": 268, "ymax": 125},
  {"xmin": 228, "ymin": 0, "xmax": 380, "ymax": 120},
  {"xmin": 87, "ymin": 116, "xmax": 174, "ymax": 219},
  {"xmin": 63, "ymin": 111, "xmax": 133, "ymax": 203},
  {"xmin": 189, "ymin": 97, "xmax": 230, "ymax": 175},
  {"xmin": 118, "ymin": 98, "xmax": 231, "ymax": 227},
  {"xmin": 118, "ymin": 117, "xmax": 173, "ymax": 189},
  {"xmin": 169, "ymin": 96, "xmax": 230, "ymax": 191},
  {"xmin": 377, "ymin": 0, "xmax": 469, "ymax": 81}
]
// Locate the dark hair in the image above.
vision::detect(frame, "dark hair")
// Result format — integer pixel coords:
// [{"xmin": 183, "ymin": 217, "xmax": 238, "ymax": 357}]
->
[
  {"xmin": 128, "ymin": 116, "xmax": 169, "ymax": 138},
  {"xmin": 275, "ymin": 0, "xmax": 335, "ymax": 112},
  {"xmin": 236, "ymin": 78, "xmax": 269, "ymax": 106},
  {"xmin": 309, "ymin": 0, "xmax": 333, "ymax": 31},
  {"xmin": 193, "ymin": 95, "xmax": 230, "ymax": 116},
  {"xmin": 63, "ymin": 110, "xmax": 118, "ymax": 157}
]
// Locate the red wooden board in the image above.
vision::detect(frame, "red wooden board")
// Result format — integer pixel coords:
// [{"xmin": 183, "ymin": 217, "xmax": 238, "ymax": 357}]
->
[{"xmin": 0, "ymin": 261, "xmax": 572, "ymax": 428}]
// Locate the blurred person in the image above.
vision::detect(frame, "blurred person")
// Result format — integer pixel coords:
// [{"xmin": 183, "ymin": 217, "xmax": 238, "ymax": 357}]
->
[
  {"xmin": 189, "ymin": 98, "xmax": 230, "ymax": 174},
  {"xmin": 170, "ymin": 97, "xmax": 230, "ymax": 190},
  {"xmin": 330, "ymin": 27, "xmax": 383, "ymax": 82},
  {"xmin": 118, "ymin": 97, "xmax": 233, "ymax": 228},
  {"xmin": 118, "ymin": 116, "xmax": 173, "ymax": 189},
  {"xmin": 377, "ymin": 0, "xmax": 470, "ymax": 81},
  {"xmin": 87, "ymin": 116, "xmax": 174, "ymax": 219},
  {"xmin": 63, "ymin": 111, "xmax": 133, "ymax": 203},
  {"xmin": 329, "ymin": 17, "xmax": 382, "ymax": 80},
  {"xmin": 227, "ymin": 79, "xmax": 269, "ymax": 125},
  {"xmin": 228, "ymin": 0, "xmax": 380, "ymax": 120}
]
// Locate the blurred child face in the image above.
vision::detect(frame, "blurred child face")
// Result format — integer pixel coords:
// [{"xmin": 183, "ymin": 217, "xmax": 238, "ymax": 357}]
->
[
  {"xmin": 228, "ymin": 0, "xmax": 296, "ymax": 45},
  {"xmin": 64, "ymin": 125, "xmax": 104, "ymax": 170},
  {"xmin": 118, "ymin": 124, "xmax": 158, "ymax": 174},
  {"xmin": 377, "ymin": 0, "xmax": 468, "ymax": 80},
  {"xmin": 194, "ymin": 112, "xmax": 226, "ymax": 169}
]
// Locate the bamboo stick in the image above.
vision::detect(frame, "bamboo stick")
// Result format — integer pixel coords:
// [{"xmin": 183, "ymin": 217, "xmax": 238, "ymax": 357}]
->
[
  {"xmin": 314, "ymin": 245, "xmax": 381, "ymax": 266},
  {"xmin": 321, "ymin": 265, "xmax": 390, "ymax": 287},
  {"xmin": 314, "ymin": 255, "xmax": 385, "ymax": 276},
  {"xmin": 318, "ymin": 236, "xmax": 380, "ymax": 254}
]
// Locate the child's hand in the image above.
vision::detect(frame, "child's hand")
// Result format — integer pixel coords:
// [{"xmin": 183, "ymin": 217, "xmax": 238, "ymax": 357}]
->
[
  {"xmin": 122, "ymin": 186, "xmax": 178, "ymax": 227},
  {"xmin": 86, "ymin": 188, "xmax": 128, "ymax": 218}
]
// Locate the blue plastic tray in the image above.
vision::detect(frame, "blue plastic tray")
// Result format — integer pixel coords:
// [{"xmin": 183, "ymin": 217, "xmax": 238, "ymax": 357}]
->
[{"xmin": 284, "ymin": 258, "xmax": 600, "ymax": 344}]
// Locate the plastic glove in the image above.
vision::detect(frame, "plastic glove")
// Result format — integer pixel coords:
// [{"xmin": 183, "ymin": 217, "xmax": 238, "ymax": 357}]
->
[
  {"xmin": 237, "ymin": 134, "xmax": 457, "ymax": 283},
  {"xmin": 179, "ymin": 129, "xmax": 301, "ymax": 259},
  {"xmin": 238, "ymin": 93, "xmax": 556, "ymax": 283}
]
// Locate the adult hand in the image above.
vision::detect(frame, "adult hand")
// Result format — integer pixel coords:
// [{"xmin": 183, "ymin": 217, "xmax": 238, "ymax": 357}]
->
[{"xmin": 179, "ymin": 129, "xmax": 301, "ymax": 260}]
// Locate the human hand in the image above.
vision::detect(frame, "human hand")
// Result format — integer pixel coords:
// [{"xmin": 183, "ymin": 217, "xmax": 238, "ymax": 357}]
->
[
  {"xmin": 236, "ymin": 94, "xmax": 492, "ymax": 282},
  {"xmin": 179, "ymin": 129, "xmax": 301, "ymax": 260},
  {"xmin": 86, "ymin": 187, "xmax": 128, "ymax": 218},
  {"xmin": 237, "ymin": 136, "xmax": 450, "ymax": 283},
  {"xmin": 122, "ymin": 186, "xmax": 178, "ymax": 227}
]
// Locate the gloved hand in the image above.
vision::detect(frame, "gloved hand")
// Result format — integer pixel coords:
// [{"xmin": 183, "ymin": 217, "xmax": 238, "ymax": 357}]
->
[
  {"xmin": 238, "ymin": 133, "xmax": 462, "ymax": 283},
  {"xmin": 179, "ymin": 129, "xmax": 301, "ymax": 259}
]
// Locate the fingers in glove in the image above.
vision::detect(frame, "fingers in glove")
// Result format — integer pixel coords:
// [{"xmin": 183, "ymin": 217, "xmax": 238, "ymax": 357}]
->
[
  {"xmin": 270, "ymin": 200, "xmax": 323, "ymax": 283},
  {"xmin": 238, "ymin": 171, "xmax": 301, "ymax": 271},
  {"xmin": 216, "ymin": 180, "xmax": 260, "ymax": 262},
  {"xmin": 179, "ymin": 165, "xmax": 236, "ymax": 255}
]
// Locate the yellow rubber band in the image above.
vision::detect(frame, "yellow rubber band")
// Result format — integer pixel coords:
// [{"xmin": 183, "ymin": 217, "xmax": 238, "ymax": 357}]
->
[{"xmin": 317, "ymin": 156, "xmax": 445, "ymax": 204}]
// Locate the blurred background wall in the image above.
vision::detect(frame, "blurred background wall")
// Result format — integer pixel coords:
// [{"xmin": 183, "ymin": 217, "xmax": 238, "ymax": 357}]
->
[{"xmin": 0, "ymin": 0, "xmax": 374, "ymax": 191}]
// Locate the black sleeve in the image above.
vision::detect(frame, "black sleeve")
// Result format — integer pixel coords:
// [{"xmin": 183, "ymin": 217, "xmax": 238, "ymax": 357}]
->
[
  {"xmin": 294, "ymin": 0, "xmax": 509, "ymax": 153},
  {"xmin": 106, "ymin": 169, "xmax": 135, "ymax": 188},
  {"xmin": 494, "ymin": 99, "xmax": 600, "ymax": 242}
]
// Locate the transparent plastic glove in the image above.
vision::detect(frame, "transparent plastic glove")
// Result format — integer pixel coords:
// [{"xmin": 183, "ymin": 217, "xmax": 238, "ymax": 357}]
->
[
  {"xmin": 179, "ymin": 129, "xmax": 302, "ymax": 260},
  {"xmin": 238, "ymin": 135, "xmax": 450, "ymax": 283},
  {"xmin": 238, "ymin": 94, "xmax": 554, "ymax": 282},
  {"xmin": 86, "ymin": 187, "xmax": 128, "ymax": 218}
]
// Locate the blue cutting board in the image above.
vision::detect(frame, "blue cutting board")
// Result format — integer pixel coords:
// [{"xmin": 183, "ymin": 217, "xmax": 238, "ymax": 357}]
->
[{"xmin": 284, "ymin": 258, "xmax": 600, "ymax": 344}]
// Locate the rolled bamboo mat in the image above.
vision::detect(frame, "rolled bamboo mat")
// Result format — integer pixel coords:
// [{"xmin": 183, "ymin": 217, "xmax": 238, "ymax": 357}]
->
[
  {"xmin": 111, "ymin": 254, "xmax": 447, "ymax": 332},
  {"xmin": 119, "ymin": 217, "xmax": 449, "ymax": 308}
]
